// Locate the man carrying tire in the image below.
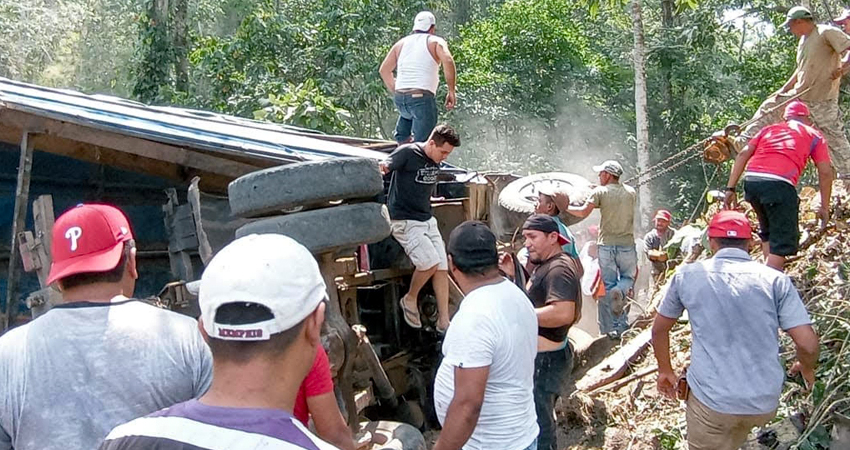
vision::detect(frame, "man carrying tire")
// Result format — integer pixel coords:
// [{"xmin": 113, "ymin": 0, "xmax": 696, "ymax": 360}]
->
[
  {"xmin": 379, "ymin": 11, "xmax": 457, "ymax": 144},
  {"xmin": 568, "ymin": 160, "xmax": 637, "ymax": 339},
  {"xmin": 380, "ymin": 124, "xmax": 461, "ymax": 332}
]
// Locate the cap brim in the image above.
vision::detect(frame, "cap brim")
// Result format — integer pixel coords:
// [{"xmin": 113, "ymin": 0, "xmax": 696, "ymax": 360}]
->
[
  {"xmin": 46, "ymin": 242, "xmax": 124, "ymax": 285},
  {"xmin": 557, "ymin": 234, "xmax": 570, "ymax": 245},
  {"xmin": 592, "ymin": 165, "xmax": 605, "ymax": 173}
]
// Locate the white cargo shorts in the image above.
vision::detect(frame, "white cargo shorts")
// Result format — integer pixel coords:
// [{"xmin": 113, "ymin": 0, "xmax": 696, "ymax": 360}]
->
[{"xmin": 390, "ymin": 217, "xmax": 448, "ymax": 271}]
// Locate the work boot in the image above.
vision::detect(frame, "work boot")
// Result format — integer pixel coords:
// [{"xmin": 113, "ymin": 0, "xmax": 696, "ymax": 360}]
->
[{"xmin": 610, "ymin": 288, "xmax": 626, "ymax": 316}]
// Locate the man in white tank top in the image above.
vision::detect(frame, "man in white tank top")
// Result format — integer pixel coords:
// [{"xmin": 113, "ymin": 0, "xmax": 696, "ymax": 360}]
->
[{"xmin": 379, "ymin": 11, "xmax": 457, "ymax": 143}]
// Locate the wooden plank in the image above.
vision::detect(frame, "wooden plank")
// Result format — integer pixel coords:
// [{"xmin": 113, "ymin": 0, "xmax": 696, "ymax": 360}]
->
[
  {"xmin": 0, "ymin": 110, "xmax": 262, "ymax": 179},
  {"xmin": 3, "ymin": 132, "xmax": 35, "ymax": 331},
  {"xmin": 575, "ymin": 329, "xmax": 653, "ymax": 392},
  {"xmin": 0, "ymin": 123, "xmax": 233, "ymax": 193},
  {"xmin": 31, "ymin": 195, "xmax": 55, "ymax": 286}
]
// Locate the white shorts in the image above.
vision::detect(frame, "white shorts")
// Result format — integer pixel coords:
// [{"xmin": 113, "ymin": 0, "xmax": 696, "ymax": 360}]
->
[{"xmin": 390, "ymin": 217, "xmax": 448, "ymax": 271}]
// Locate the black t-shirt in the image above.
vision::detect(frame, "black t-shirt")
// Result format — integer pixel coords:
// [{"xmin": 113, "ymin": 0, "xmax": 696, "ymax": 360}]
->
[
  {"xmin": 386, "ymin": 143, "xmax": 440, "ymax": 221},
  {"xmin": 527, "ymin": 253, "xmax": 583, "ymax": 343}
]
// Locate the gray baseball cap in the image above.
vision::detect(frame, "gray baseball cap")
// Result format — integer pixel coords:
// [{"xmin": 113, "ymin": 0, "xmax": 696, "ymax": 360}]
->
[{"xmin": 592, "ymin": 160, "xmax": 624, "ymax": 177}]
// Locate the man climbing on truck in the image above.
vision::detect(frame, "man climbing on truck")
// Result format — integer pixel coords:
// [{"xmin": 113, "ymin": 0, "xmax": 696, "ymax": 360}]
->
[
  {"xmin": 725, "ymin": 100, "xmax": 833, "ymax": 271},
  {"xmin": 739, "ymin": 6, "xmax": 850, "ymax": 180},
  {"xmin": 379, "ymin": 11, "xmax": 457, "ymax": 144},
  {"xmin": 380, "ymin": 124, "xmax": 461, "ymax": 333}
]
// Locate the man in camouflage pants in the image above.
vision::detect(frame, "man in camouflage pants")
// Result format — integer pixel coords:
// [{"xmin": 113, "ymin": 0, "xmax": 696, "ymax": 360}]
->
[{"xmin": 741, "ymin": 7, "xmax": 850, "ymax": 178}]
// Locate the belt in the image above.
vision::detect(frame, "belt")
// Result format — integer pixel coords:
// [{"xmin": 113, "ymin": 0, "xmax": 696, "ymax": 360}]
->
[{"xmin": 395, "ymin": 89, "xmax": 434, "ymax": 96}]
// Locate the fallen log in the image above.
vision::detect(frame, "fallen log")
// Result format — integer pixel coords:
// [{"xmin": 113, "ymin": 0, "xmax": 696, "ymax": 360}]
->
[
  {"xmin": 575, "ymin": 329, "xmax": 653, "ymax": 392},
  {"xmin": 587, "ymin": 365, "xmax": 658, "ymax": 396}
]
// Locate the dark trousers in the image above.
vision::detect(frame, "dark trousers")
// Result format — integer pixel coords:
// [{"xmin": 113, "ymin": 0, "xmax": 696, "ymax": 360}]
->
[{"xmin": 534, "ymin": 346, "xmax": 573, "ymax": 450}]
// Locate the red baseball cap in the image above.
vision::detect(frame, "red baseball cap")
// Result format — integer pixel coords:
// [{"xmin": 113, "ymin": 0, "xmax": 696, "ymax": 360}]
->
[
  {"xmin": 784, "ymin": 100, "xmax": 810, "ymax": 119},
  {"xmin": 654, "ymin": 209, "xmax": 672, "ymax": 222},
  {"xmin": 707, "ymin": 210, "xmax": 751, "ymax": 239},
  {"xmin": 47, "ymin": 204, "xmax": 134, "ymax": 285}
]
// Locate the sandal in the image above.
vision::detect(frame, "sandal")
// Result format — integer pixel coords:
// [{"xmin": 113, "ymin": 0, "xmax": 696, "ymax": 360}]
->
[{"xmin": 399, "ymin": 295, "xmax": 422, "ymax": 329}]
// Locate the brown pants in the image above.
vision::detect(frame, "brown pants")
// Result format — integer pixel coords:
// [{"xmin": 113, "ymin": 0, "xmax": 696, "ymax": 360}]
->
[{"xmin": 686, "ymin": 394, "xmax": 776, "ymax": 450}]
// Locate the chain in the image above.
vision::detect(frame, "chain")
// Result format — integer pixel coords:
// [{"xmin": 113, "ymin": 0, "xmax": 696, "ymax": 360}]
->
[{"xmin": 623, "ymin": 87, "xmax": 813, "ymax": 188}]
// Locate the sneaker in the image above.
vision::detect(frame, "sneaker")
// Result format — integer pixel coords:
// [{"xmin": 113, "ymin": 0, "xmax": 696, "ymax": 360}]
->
[{"xmin": 610, "ymin": 288, "xmax": 626, "ymax": 316}]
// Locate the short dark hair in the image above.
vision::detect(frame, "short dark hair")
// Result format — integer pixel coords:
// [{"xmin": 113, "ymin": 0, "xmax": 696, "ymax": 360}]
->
[
  {"xmin": 713, "ymin": 237, "xmax": 749, "ymax": 250},
  {"xmin": 451, "ymin": 257, "xmax": 499, "ymax": 277},
  {"xmin": 58, "ymin": 241, "xmax": 134, "ymax": 290},
  {"xmin": 430, "ymin": 124, "xmax": 461, "ymax": 147},
  {"xmin": 206, "ymin": 302, "xmax": 305, "ymax": 363}
]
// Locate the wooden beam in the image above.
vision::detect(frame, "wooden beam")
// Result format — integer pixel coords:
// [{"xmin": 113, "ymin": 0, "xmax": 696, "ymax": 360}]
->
[
  {"xmin": 3, "ymin": 132, "xmax": 35, "ymax": 331},
  {"xmin": 31, "ymin": 195, "xmax": 55, "ymax": 286},
  {"xmin": 575, "ymin": 329, "xmax": 653, "ymax": 392},
  {"xmin": 0, "ymin": 109, "xmax": 263, "ymax": 179},
  {"xmin": 0, "ymin": 123, "xmax": 233, "ymax": 193}
]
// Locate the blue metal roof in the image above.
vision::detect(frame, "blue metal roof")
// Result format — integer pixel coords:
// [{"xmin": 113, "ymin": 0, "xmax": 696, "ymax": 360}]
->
[{"xmin": 0, "ymin": 77, "xmax": 392, "ymax": 165}]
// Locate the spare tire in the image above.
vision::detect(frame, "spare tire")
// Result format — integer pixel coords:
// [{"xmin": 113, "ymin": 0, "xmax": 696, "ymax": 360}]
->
[
  {"xmin": 228, "ymin": 158, "xmax": 383, "ymax": 218},
  {"xmin": 235, "ymin": 202, "xmax": 391, "ymax": 254},
  {"xmin": 498, "ymin": 172, "xmax": 593, "ymax": 226}
]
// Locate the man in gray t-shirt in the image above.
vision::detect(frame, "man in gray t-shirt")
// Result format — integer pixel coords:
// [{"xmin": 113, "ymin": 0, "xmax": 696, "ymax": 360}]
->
[
  {"xmin": 0, "ymin": 204, "xmax": 212, "ymax": 450},
  {"xmin": 651, "ymin": 210, "xmax": 819, "ymax": 450}
]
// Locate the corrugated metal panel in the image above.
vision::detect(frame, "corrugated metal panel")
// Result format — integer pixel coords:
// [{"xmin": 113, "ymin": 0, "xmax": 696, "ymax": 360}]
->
[{"xmin": 0, "ymin": 77, "xmax": 390, "ymax": 164}]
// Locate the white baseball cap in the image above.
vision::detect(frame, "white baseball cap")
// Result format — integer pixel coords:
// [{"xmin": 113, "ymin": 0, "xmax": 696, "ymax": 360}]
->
[
  {"xmin": 592, "ymin": 160, "xmax": 624, "ymax": 177},
  {"xmin": 199, "ymin": 234, "xmax": 327, "ymax": 341},
  {"xmin": 413, "ymin": 11, "xmax": 436, "ymax": 32}
]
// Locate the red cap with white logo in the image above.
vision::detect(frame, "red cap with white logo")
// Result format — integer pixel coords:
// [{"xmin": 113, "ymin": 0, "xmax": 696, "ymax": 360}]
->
[
  {"xmin": 47, "ymin": 204, "xmax": 134, "ymax": 285},
  {"xmin": 707, "ymin": 210, "xmax": 752, "ymax": 239}
]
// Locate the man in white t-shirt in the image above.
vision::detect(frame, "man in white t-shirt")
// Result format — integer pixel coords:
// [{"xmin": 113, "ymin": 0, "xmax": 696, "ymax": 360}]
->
[{"xmin": 433, "ymin": 221, "xmax": 539, "ymax": 450}]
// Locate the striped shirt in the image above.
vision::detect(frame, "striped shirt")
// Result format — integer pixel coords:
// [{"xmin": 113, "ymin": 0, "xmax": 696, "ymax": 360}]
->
[{"xmin": 99, "ymin": 400, "xmax": 340, "ymax": 450}]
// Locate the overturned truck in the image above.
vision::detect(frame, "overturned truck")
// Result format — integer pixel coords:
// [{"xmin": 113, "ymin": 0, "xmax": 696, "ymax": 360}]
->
[{"xmin": 0, "ymin": 78, "xmax": 592, "ymax": 447}]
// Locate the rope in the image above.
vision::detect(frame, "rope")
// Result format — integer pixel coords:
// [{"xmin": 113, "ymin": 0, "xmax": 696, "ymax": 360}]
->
[{"xmin": 624, "ymin": 87, "xmax": 812, "ymax": 188}]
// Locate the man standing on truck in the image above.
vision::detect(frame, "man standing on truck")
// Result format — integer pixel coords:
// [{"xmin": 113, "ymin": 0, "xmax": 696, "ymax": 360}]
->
[
  {"xmin": 0, "ymin": 204, "xmax": 212, "ymax": 450},
  {"xmin": 101, "ymin": 234, "xmax": 339, "ymax": 450},
  {"xmin": 568, "ymin": 160, "xmax": 636, "ymax": 338},
  {"xmin": 379, "ymin": 11, "xmax": 457, "ymax": 143},
  {"xmin": 725, "ymin": 100, "xmax": 833, "ymax": 271},
  {"xmin": 433, "ymin": 221, "xmax": 538, "ymax": 450},
  {"xmin": 739, "ymin": 6, "xmax": 850, "ymax": 180},
  {"xmin": 652, "ymin": 210, "xmax": 819, "ymax": 450},
  {"xmin": 380, "ymin": 124, "xmax": 461, "ymax": 333},
  {"xmin": 499, "ymin": 215, "xmax": 582, "ymax": 450}
]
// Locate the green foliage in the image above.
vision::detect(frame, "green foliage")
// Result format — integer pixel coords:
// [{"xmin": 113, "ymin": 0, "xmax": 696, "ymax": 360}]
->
[{"xmin": 253, "ymin": 80, "xmax": 352, "ymax": 133}]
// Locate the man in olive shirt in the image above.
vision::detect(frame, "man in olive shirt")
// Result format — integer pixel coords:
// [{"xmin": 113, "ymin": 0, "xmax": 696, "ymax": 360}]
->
[
  {"xmin": 499, "ymin": 215, "xmax": 582, "ymax": 450},
  {"xmin": 740, "ymin": 6, "xmax": 850, "ymax": 178},
  {"xmin": 569, "ymin": 160, "xmax": 636, "ymax": 337}
]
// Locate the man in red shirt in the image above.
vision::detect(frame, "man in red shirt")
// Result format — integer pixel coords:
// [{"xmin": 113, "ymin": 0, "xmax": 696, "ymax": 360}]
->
[
  {"xmin": 294, "ymin": 347, "xmax": 355, "ymax": 450},
  {"xmin": 725, "ymin": 100, "xmax": 833, "ymax": 270}
]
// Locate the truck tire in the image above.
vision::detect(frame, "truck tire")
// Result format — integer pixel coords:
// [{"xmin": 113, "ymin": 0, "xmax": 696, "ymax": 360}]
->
[
  {"xmin": 235, "ymin": 203, "xmax": 391, "ymax": 254},
  {"xmin": 498, "ymin": 172, "xmax": 593, "ymax": 226},
  {"xmin": 228, "ymin": 158, "xmax": 384, "ymax": 218},
  {"xmin": 361, "ymin": 421, "xmax": 426, "ymax": 450}
]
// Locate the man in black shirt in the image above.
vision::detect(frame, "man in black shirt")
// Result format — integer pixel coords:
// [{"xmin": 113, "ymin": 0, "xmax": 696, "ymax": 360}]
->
[
  {"xmin": 380, "ymin": 124, "xmax": 461, "ymax": 332},
  {"xmin": 499, "ymin": 214, "xmax": 582, "ymax": 450}
]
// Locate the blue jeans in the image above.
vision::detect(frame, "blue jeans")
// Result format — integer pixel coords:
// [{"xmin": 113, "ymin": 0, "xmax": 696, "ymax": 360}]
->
[
  {"xmin": 533, "ymin": 347, "xmax": 572, "ymax": 450},
  {"xmin": 393, "ymin": 92, "xmax": 437, "ymax": 143},
  {"xmin": 597, "ymin": 244, "xmax": 637, "ymax": 334}
]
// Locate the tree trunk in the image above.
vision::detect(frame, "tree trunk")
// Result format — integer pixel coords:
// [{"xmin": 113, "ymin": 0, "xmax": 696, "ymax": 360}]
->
[
  {"xmin": 660, "ymin": 0, "xmax": 675, "ymax": 155},
  {"xmin": 632, "ymin": 0, "xmax": 652, "ymax": 227},
  {"xmin": 173, "ymin": 0, "xmax": 189, "ymax": 92}
]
